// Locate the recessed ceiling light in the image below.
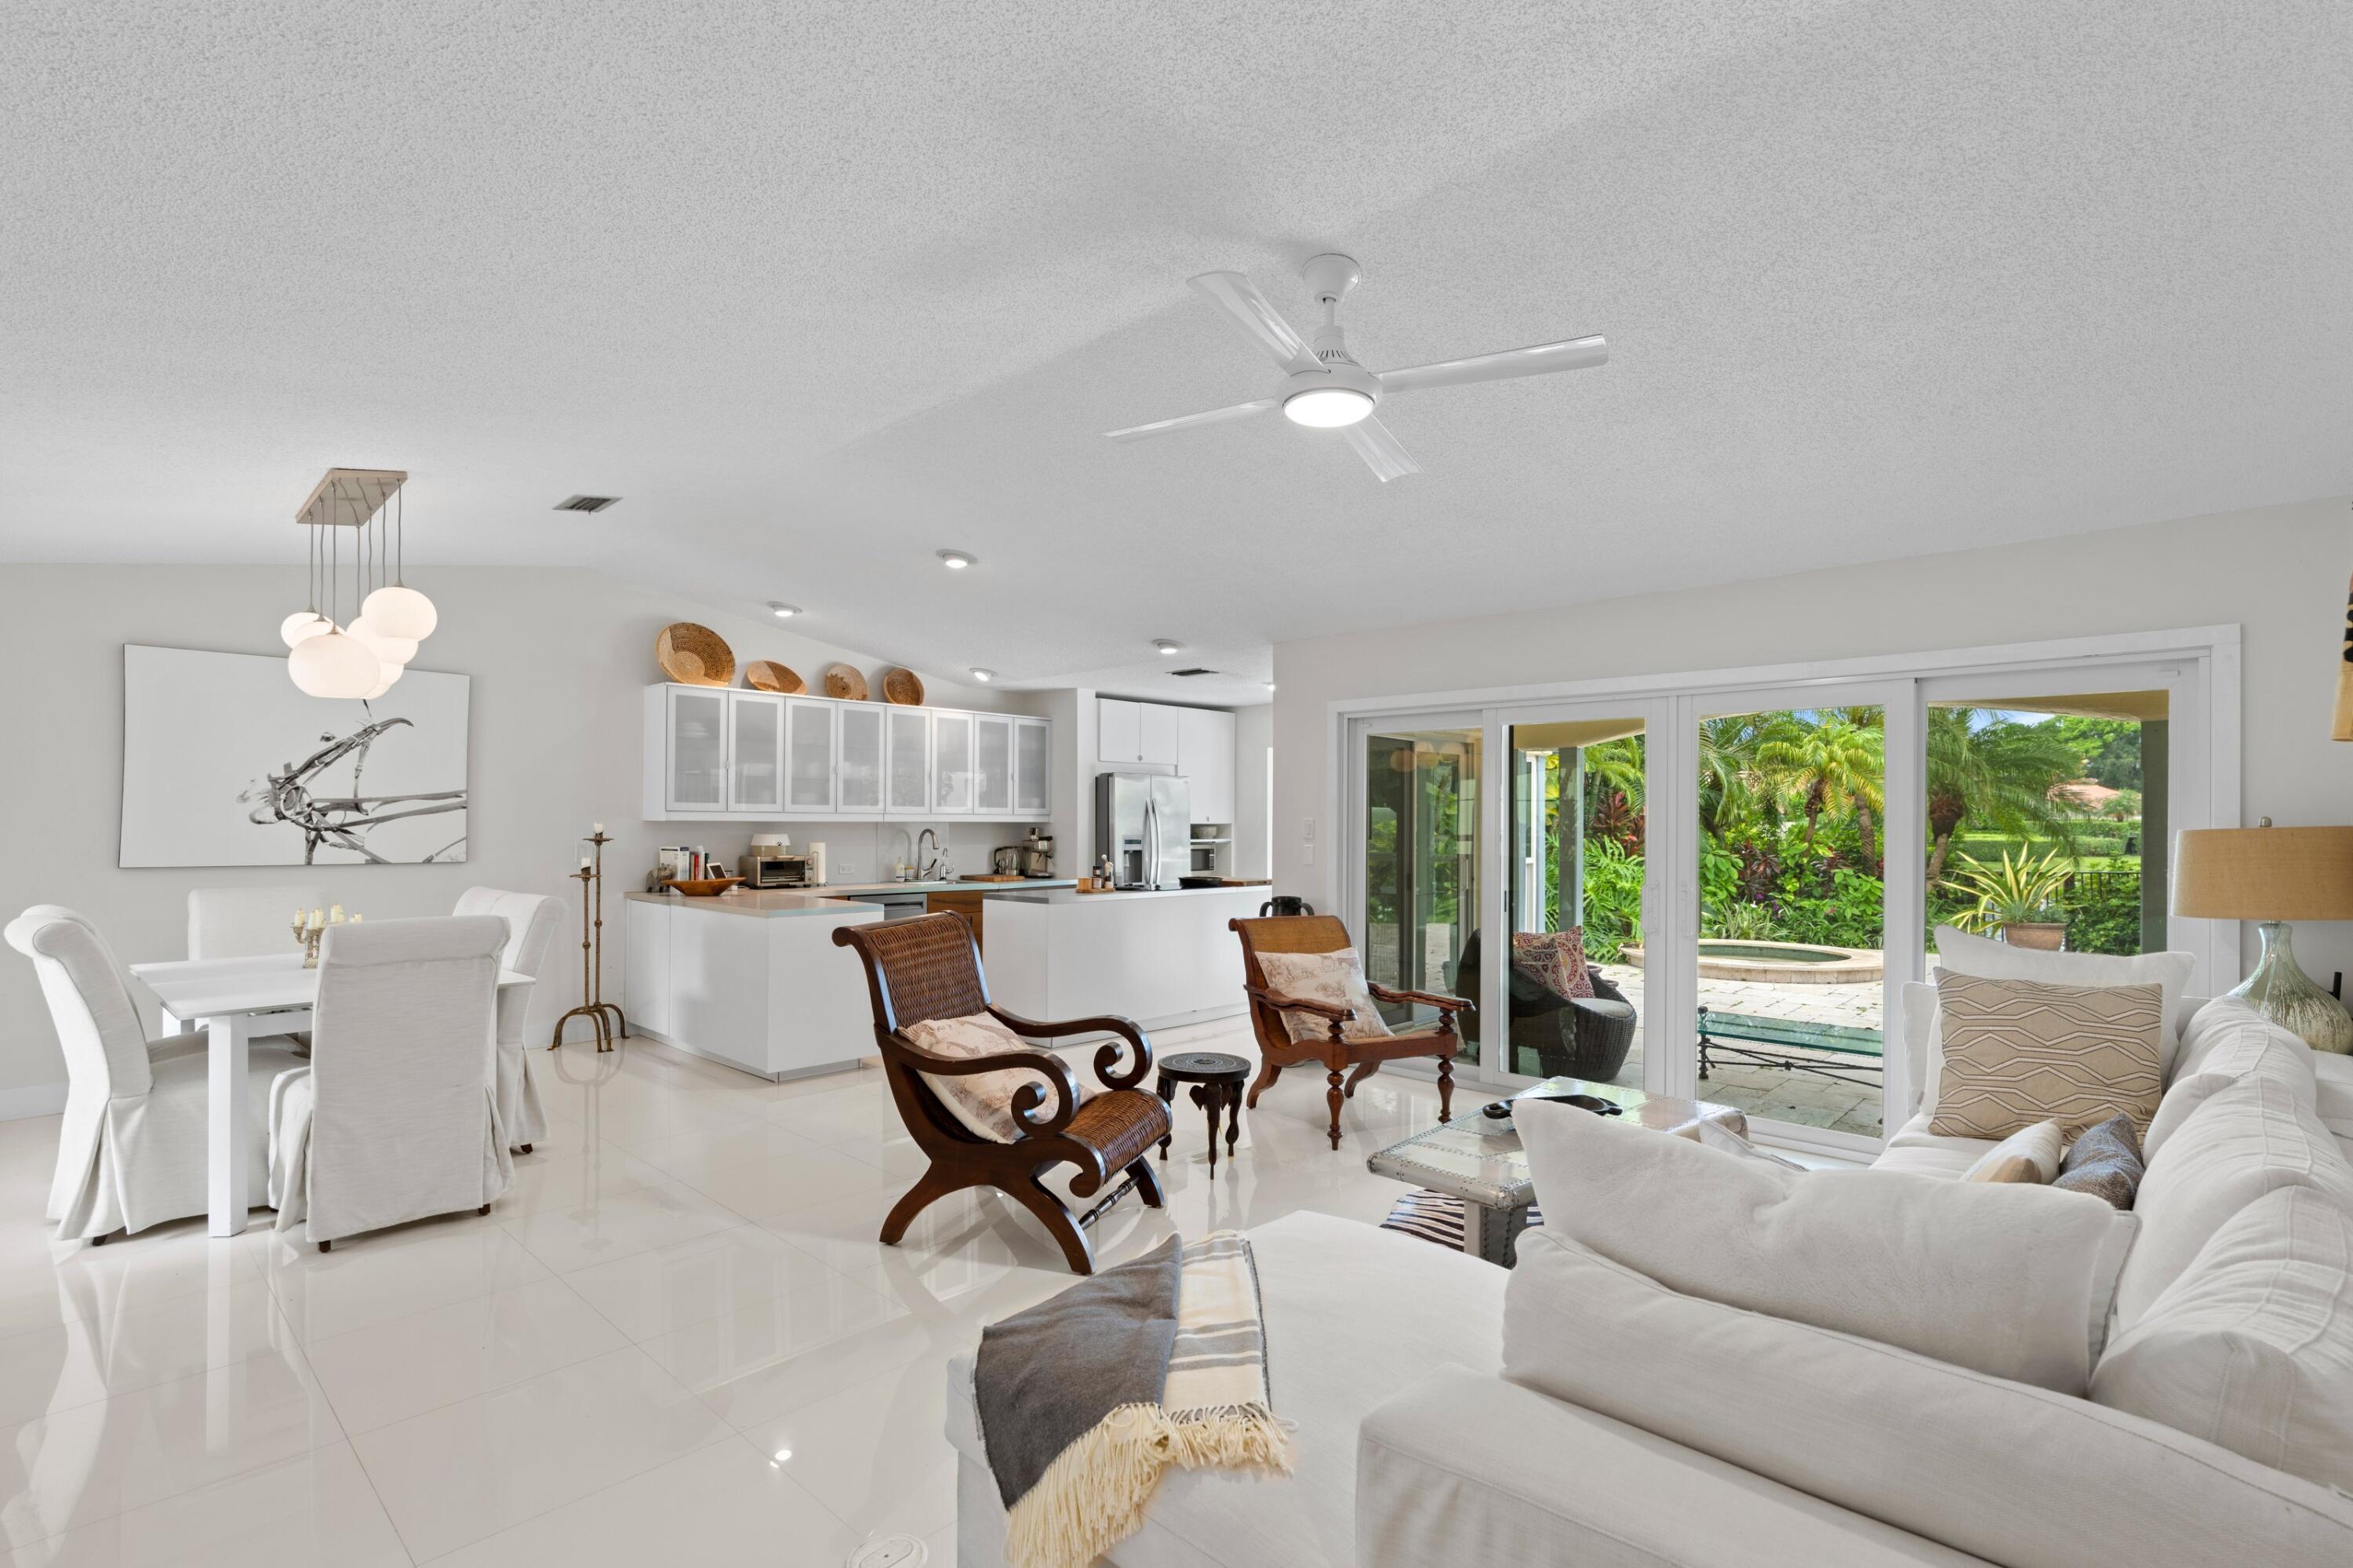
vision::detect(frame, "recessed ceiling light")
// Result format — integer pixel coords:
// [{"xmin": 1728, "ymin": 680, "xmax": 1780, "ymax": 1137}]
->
[
  {"xmin": 936, "ymin": 549, "xmax": 976, "ymax": 570},
  {"xmin": 969, "ymin": 668, "xmax": 995, "ymax": 682},
  {"xmin": 1264, "ymin": 681, "xmax": 1278, "ymax": 691},
  {"xmin": 1153, "ymin": 638, "xmax": 1183, "ymax": 657},
  {"xmin": 768, "ymin": 602, "xmax": 801, "ymax": 618},
  {"xmin": 770, "ymin": 1448, "xmax": 791, "ymax": 1464}
]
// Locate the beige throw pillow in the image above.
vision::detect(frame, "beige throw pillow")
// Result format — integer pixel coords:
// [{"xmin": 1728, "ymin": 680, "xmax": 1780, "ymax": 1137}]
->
[
  {"xmin": 905, "ymin": 1012, "xmax": 1086, "ymax": 1142},
  {"xmin": 1255, "ymin": 948, "xmax": 1395, "ymax": 1045},
  {"xmin": 1930, "ymin": 971, "xmax": 2162, "ymax": 1141},
  {"xmin": 1965, "ymin": 1119, "xmax": 2064, "ymax": 1184}
]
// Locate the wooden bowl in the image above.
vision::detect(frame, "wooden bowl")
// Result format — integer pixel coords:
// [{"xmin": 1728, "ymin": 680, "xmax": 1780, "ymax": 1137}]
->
[
  {"xmin": 822, "ymin": 663, "xmax": 869, "ymax": 701},
  {"xmin": 656, "ymin": 623, "xmax": 735, "ymax": 686},
  {"xmin": 745, "ymin": 660, "xmax": 804, "ymax": 694},
  {"xmin": 662, "ymin": 876, "xmax": 744, "ymax": 897},
  {"xmin": 881, "ymin": 667, "xmax": 925, "ymax": 706}
]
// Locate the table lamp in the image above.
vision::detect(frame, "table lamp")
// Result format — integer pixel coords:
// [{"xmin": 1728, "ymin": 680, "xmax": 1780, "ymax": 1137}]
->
[{"xmin": 2172, "ymin": 820, "xmax": 2353, "ymax": 1053}]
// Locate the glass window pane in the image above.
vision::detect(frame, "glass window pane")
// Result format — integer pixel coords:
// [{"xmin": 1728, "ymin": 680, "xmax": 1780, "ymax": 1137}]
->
[{"xmin": 1362, "ymin": 727, "xmax": 1482, "ymax": 1035}]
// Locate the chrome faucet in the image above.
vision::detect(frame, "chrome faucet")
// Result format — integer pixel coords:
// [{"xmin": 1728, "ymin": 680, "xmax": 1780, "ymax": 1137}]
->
[{"xmin": 916, "ymin": 828, "xmax": 940, "ymax": 882}]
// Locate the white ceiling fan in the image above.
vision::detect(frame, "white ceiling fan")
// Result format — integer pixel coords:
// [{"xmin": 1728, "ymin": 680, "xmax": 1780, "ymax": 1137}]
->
[{"xmin": 1104, "ymin": 253, "xmax": 1606, "ymax": 481}]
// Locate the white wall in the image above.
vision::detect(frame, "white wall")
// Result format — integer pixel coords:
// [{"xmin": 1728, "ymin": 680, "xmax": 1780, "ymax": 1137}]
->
[
  {"xmin": 0, "ymin": 563, "xmax": 1042, "ymax": 1113},
  {"xmin": 1234, "ymin": 702, "xmax": 1274, "ymax": 880},
  {"xmin": 1271, "ymin": 496, "xmax": 2353, "ymax": 986}
]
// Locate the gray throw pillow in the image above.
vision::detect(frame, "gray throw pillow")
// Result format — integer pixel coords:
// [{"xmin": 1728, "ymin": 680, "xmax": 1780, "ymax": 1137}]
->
[{"xmin": 2054, "ymin": 1114, "xmax": 2146, "ymax": 1210}]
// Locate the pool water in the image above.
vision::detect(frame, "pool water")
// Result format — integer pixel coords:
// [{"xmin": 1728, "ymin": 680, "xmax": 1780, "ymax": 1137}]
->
[{"xmin": 1697, "ymin": 941, "xmax": 1849, "ymax": 964}]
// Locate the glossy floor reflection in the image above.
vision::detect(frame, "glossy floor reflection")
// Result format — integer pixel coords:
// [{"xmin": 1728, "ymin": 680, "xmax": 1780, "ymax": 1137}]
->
[{"xmin": 0, "ymin": 1015, "xmax": 1457, "ymax": 1564}]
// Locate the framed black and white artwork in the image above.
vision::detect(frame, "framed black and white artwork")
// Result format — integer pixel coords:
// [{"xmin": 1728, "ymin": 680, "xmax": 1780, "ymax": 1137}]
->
[{"xmin": 120, "ymin": 645, "xmax": 471, "ymax": 867}]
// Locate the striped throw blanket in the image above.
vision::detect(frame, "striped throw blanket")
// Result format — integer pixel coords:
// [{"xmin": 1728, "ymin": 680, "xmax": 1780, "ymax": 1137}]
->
[{"xmin": 976, "ymin": 1231, "xmax": 1293, "ymax": 1568}]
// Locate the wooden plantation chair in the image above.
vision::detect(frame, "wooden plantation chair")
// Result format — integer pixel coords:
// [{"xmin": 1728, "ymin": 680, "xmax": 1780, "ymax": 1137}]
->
[
  {"xmin": 1229, "ymin": 915, "xmax": 1467, "ymax": 1151},
  {"xmin": 831, "ymin": 914, "xmax": 1170, "ymax": 1275}
]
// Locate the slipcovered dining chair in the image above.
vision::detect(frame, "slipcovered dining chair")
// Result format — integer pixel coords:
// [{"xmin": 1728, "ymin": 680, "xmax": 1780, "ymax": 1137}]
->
[
  {"xmin": 7, "ymin": 907, "xmax": 301, "ymax": 1242},
  {"xmin": 187, "ymin": 885, "xmax": 337, "ymax": 959},
  {"xmin": 452, "ymin": 887, "xmax": 561, "ymax": 1153},
  {"xmin": 267, "ymin": 916, "xmax": 514, "ymax": 1250},
  {"xmin": 831, "ymin": 914, "xmax": 1169, "ymax": 1276},
  {"xmin": 21, "ymin": 904, "xmax": 200, "ymax": 1062}
]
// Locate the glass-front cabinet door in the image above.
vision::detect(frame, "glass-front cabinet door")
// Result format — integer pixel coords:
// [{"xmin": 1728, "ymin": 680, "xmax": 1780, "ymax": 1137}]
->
[
  {"xmin": 933, "ymin": 711, "xmax": 974, "ymax": 813},
  {"xmin": 974, "ymin": 715, "xmax": 1014, "ymax": 816},
  {"xmin": 886, "ymin": 707, "xmax": 931, "ymax": 815},
  {"xmin": 837, "ymin": 704, "xmax": 886, "ymax": 814},
  {"xmin": 784, "ymin": 697, "xmax": 836, "ymax": 813},
  {"xmin": 1013, "ymin": 717, "xmax": 1050, "ymax": 817},
  {"xmin": 666, "ymin": 686, "xmax": 730, "ymax": 812},
  {"xmin": 724, "ymin": 693, "xmax": 784, "ymax": 814}
]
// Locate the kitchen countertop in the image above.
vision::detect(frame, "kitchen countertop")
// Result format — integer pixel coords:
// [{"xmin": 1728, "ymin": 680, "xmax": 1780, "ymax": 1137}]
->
[
  {"xmin": 990, "ymin": 884, "xmax": 1271, "ymax": 906},
  {"xmin": 623, "ymin": 879, "xmax": 1077, "ymax": 919},
  {"xmin": 808, "ymin": 879, "xmax": 1075, "ymax": 897}
]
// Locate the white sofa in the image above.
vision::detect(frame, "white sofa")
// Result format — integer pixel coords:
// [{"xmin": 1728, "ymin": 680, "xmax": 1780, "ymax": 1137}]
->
[{"xmin": 949, "ymin": 998, "xmax": 2353, "ymax": 1567}]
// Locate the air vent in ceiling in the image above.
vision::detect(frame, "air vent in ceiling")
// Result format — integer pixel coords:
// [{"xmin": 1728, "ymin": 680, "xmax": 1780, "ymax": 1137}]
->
[
  {"xmin": 554, "ymin": 494, "xmax": 621, "ymax": 513},
  {"xmin": 1169, "ymin": 667, "xmax": 1219, "ymax": 677}
]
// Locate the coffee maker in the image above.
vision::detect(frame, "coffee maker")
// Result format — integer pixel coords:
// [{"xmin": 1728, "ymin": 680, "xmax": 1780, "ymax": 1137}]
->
[{"xmin": 1020, "ymin": 828, "xmax": 1055, "ymax": 879}]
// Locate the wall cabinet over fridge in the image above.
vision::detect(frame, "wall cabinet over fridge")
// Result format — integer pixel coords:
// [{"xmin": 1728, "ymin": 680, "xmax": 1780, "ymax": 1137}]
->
[
  {"xmin": 1096, "ymin": 697, "xmax": 1235, "ymax": 824},
  {"xmin": 643, "ymin": 684, "xmax": 1050, "ymax": 822}
]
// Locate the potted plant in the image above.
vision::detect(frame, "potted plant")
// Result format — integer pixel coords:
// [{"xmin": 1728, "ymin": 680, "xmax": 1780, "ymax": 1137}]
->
[{"xmin": 1945, "ymin": 847, "xmax": 2073, "ymax": 950}]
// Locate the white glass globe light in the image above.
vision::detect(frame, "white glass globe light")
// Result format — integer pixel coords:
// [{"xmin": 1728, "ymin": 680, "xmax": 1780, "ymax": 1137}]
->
[
  {"xmin": 288, "ymin": 630, "xmax": 381, "ymax": 698},
  {"xmin": 361, "ymin": 584, "xmax": 437, "ymax": 641},
  {"xmin": 280, "ymin": 611, "xmax": 333, "ymax": 649},
  {"xmin": 362, "ymin": 660, "xmax": 404, "ymax": 700},
  {"xmin": 1281, "ymin": 387, "xmax": 1375, "ymax": 428},
  {"xmin": 346, "ymin": 615, "xmax": 418, "ymax": 665}
]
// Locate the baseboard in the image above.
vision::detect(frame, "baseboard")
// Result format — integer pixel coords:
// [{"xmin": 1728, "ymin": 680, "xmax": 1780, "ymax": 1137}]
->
[{"xmin": 0, "ymin": 1082, "xmax": 67, "ymax": 1122}]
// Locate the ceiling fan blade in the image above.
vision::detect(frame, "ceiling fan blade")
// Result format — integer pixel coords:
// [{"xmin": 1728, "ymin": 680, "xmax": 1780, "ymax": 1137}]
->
[
  {"xmin": 1342, "ymin": 415, "xmax": 1420, "ymax": 482},
  {"xmin": 1377, "ymin": 333, "xmax": 1608, "ymax": 395},
  {"xmin": 1103, "ymin": 398, "xmax": 1277, "ymax": 442},
  {"xmin": 1187, "ymin": 271, "xmax": 1318, "ymax": 371}
]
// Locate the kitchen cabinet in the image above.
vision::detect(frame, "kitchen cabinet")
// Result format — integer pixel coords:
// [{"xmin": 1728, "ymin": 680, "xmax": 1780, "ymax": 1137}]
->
[
  {"xmin": 886, "ymin": 706, "xmax": 931, "ymax": 815},
  {"xmin": 1176, "ymin": 706, "xmax": 1236, "ymax": 824},
  {"xmin": 837, "ymin": 703, "xmax": 885, "ymax": 813},
  {"xmin": 974, "ymin": 713, "xmax": 1014, "ymax": 815},
  {"xmin": 645, "ymin": 685, "xmax": 1051, "ymax": 822},
  {"xmin": 727, "ymin": 693, "xmax": 784, "ymax": 814},
  {"xmin": 1014, "ymin": 716, "xmax": 1051, "ymax": 817},
  {"xmin": 623, "ymin": 897, "xmax": 671, "ymax": 1038},
  {"xmin": 933, "ymin": 710, "xmax": 975, "ymax": 813},
  {"xmin": 1140, "ymin": 703, "xmax": 1180, "ymax": 766},
  {"xmin": 926, "ymin": 890, "xmax": 988, "ymax": 955},
  {"xmin": 1097, "ymin": 697, "xmax": 1142, "ymax": 764},
  {"xmin": 784, "ymin": 697, "xmax": 836, "ymax": 812},
  {"xmin": 621, "ymin": 892, "xmax": 881, "ymax": 1080}
]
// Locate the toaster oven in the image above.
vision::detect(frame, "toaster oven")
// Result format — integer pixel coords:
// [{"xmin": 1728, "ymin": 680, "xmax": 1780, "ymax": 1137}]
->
[{"xmin": 741, "ymin": 853, "xmax": 811, "ymax": 889}]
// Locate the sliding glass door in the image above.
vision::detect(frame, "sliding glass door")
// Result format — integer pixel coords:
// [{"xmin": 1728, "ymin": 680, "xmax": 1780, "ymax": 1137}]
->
[{"xmin": 1358, "ymin": 717, "xmax": 1483, "ymax": 1036}]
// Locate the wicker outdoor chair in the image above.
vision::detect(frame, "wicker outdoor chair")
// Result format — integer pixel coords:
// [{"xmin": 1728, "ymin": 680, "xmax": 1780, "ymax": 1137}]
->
[
  {"xmin": 831, "ymin": 913, "xmax": 1169, "ymax": 1275},
  {"xmin": 1452, "ymin": 928, "xmax": 1640, "ymax": 1082},
  {"xmin": 1228, "ymin": 914, "xmax": 1465, "ymax": 1151}
]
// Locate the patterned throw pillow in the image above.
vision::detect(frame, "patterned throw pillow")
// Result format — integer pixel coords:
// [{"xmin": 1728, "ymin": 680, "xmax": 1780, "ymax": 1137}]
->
[
  {"xmin": 1929, "ymin": 972, "xmax": 2162, "ymax": 1141},
  {"xmin": 1256, "ymin": 948, "xmax": 1396, "ymax": 1044},
  {"xmin": 905, "ymin": 1012, "xmax": 1088, "ymax": 1143},
  {"xmin": 2052, "ymin": 1114, "xmax": 2147, "ymax": 1209},
  {"xmin": 1510, "ymin": 928, "xmax": 1595, "ymax": 999}
]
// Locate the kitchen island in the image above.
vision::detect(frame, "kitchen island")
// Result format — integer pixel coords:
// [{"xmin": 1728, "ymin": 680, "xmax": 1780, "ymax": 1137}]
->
[
  {"xmin": 621, "ymin": 889, "xmax": 883, "ymax": 1079},
  {"xmin": 983, "ymin": 884, "xmax": 1268, "ymax": 1035}
]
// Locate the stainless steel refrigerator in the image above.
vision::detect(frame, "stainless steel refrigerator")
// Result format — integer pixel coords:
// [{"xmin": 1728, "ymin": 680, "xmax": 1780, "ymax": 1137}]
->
[{"xmin": 1096, "ymin": 773, "xmax": 1191, "ymax": 889}]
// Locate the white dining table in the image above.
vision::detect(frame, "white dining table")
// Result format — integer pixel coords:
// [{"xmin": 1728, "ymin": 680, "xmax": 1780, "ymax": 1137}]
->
[{"xmin": 126, "ymin": 951, "xmax": 535, "ymax": 1238}]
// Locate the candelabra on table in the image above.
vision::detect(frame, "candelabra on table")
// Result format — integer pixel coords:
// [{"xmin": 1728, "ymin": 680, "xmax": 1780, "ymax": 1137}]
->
[{"xmin": 551, "ymin": 831, "xmax": 627, "ymax": 1053}]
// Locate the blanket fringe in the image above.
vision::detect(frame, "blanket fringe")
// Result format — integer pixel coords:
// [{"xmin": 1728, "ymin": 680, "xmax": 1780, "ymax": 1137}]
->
[{"xmin": 1004, "ymin": 1401, "xmax": 1296, "ymax": 1568}]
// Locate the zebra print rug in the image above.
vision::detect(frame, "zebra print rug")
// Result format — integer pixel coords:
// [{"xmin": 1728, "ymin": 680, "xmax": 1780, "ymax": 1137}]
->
[{"xmin": 1379, "ymin": 1188, "xmax": 1544, "ymax": 1253}]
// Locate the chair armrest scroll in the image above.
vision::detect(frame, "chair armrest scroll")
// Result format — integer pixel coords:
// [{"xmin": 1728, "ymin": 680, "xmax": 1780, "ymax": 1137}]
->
[
  {"xmin": 878, "ymin": 1034, "xmax": 1079, "ymax": 1137},
  {"xmin": 1369, "ymin": 984, "xmax": 1470, "ymax": 1013},
  {"xmin": 985, "ymin": 1006, "xmax": 1155, "ymax": 1090},
  {"xmin": 1245, "ymin": 985, "xmax": 1352, "ymax": 1020}
]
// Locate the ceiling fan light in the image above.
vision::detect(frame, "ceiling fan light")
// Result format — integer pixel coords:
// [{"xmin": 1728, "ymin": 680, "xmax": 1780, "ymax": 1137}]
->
[
  {"xmin": 362, "ymin": 584, "xmax": 437, "ymax": 641},
  {"xmin": 288, "ymin": 630, "xmax": 381, "ymax": 698},
  {"xmin": 1282, "ymin": 387, "xmax": 1375, "ymax": 428},
  {"xmin": 280, "ymin": 611, "xmax": 333, "ymax": 649}
]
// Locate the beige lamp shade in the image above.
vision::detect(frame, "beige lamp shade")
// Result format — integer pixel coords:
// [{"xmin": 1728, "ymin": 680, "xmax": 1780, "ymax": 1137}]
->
[{"xmin": 2172, "ymin": 826, "xmax": 2353, "ymax": 921}]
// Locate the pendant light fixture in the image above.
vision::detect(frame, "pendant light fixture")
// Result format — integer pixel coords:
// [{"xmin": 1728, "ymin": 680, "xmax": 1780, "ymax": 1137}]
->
[{"xmin": 284, "ymin": 468, "xmax": 430, "ymax": 698}]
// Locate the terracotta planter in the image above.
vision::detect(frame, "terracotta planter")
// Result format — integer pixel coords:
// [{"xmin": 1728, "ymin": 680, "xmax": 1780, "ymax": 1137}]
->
[{"xmin": 1998, "ymin": 921, "xmax": 2067, "ymax": 951}]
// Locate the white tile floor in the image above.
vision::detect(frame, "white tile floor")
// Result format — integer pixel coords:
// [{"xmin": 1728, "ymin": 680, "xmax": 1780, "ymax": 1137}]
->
[{"xmin": 0, "ymin": 1016, "xmax": 1457, "ymax": 1566}]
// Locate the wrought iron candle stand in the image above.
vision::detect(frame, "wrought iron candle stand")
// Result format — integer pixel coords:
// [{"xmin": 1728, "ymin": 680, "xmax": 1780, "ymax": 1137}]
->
[{"xmin": 551, "ymin": 831, "xmax": 627, "ymax": 1053}]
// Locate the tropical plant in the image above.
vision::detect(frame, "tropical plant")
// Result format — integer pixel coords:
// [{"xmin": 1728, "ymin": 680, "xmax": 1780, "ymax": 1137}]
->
[
  {"xmin": 1944, "ymin": 847, "xmax": 2073, "ymax": 934},
  {"xmin": 1924, "ymin": 708, "xmax": 2084, "ymax": 882},
  {"xmin": 1710, "ymin": 901, "xmax": 1780, "ymax": 940},
  {"xmin": 1577, "ymin": 837, "xmax": 1646, "ymax": 962},
  {"xmin": 1757, "ymin": 715, "xmax": 1886, "ymax": 864}
]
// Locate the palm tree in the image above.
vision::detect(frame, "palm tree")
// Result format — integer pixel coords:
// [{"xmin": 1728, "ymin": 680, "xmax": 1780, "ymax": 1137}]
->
[
  {"xmin": 1924, "ymin": 708, "xmax": 2083, "ymax": 882},
  {"xmin": 1694, "ymin": 714, "xmax": 1770, "ymax": 837},
  {"xmin": 1757, "ymin": 716, "xmax": 1885, "ymax": 862}
]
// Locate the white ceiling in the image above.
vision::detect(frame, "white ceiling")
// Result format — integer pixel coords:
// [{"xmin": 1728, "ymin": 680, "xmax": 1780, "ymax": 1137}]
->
[{"xmin": 7, "ymin": 2, "xmax": 2351, "ymax": 708}]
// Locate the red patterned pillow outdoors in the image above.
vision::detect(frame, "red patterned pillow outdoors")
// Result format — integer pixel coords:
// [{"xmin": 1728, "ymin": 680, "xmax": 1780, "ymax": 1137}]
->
[{"xmin": 1511, "ymin": 928, "xmax": 1595, "ymax": 999}]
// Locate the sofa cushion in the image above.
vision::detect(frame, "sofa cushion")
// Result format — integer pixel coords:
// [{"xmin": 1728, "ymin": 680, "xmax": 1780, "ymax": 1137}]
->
[
  {"xmin": 2146, "ymin": 998, "xmax": 2318, "ymax": 1160},
  {"xmin": 2318, "ymin": 1051, "xmax": 2353, "ymax": 1160},
  {"xmin": 2116, "ymin": 1068, "xmax": 2353, "ymax": 1325},
  {"xmin": 1500, "ymin": 1227, "xmax": 2353, "ymax": 1568},
  {"xmin": 1874, "ymin": 1108, "xmax": 1998, "ymax": 1181},
  {"xmin": 946, "ymin": 1211, "xmax": 1504, "ymax": 1568},
  {"xmin": 2093, "ymin": 1187, "xmax": 2353, "ymax": 1490},
  {"xmin": 1518, "ymin": 1099, "xmax": 2136, "ymax": 1392},
  {"xmin": 2050, "ymin": 1114, "xmax": 2144, "ymax": 1209},
  {"xmin": 1963, "ymin": 1120, "xmax": 2063, "ymax": 1184},
  {"xmin": 1928, "ymin": 971, "xmax": 2162, "ymax": 1140},
  {"xmin": 1931, "ymin": 924, "xmax": 2195, "ymax": 1078}
]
